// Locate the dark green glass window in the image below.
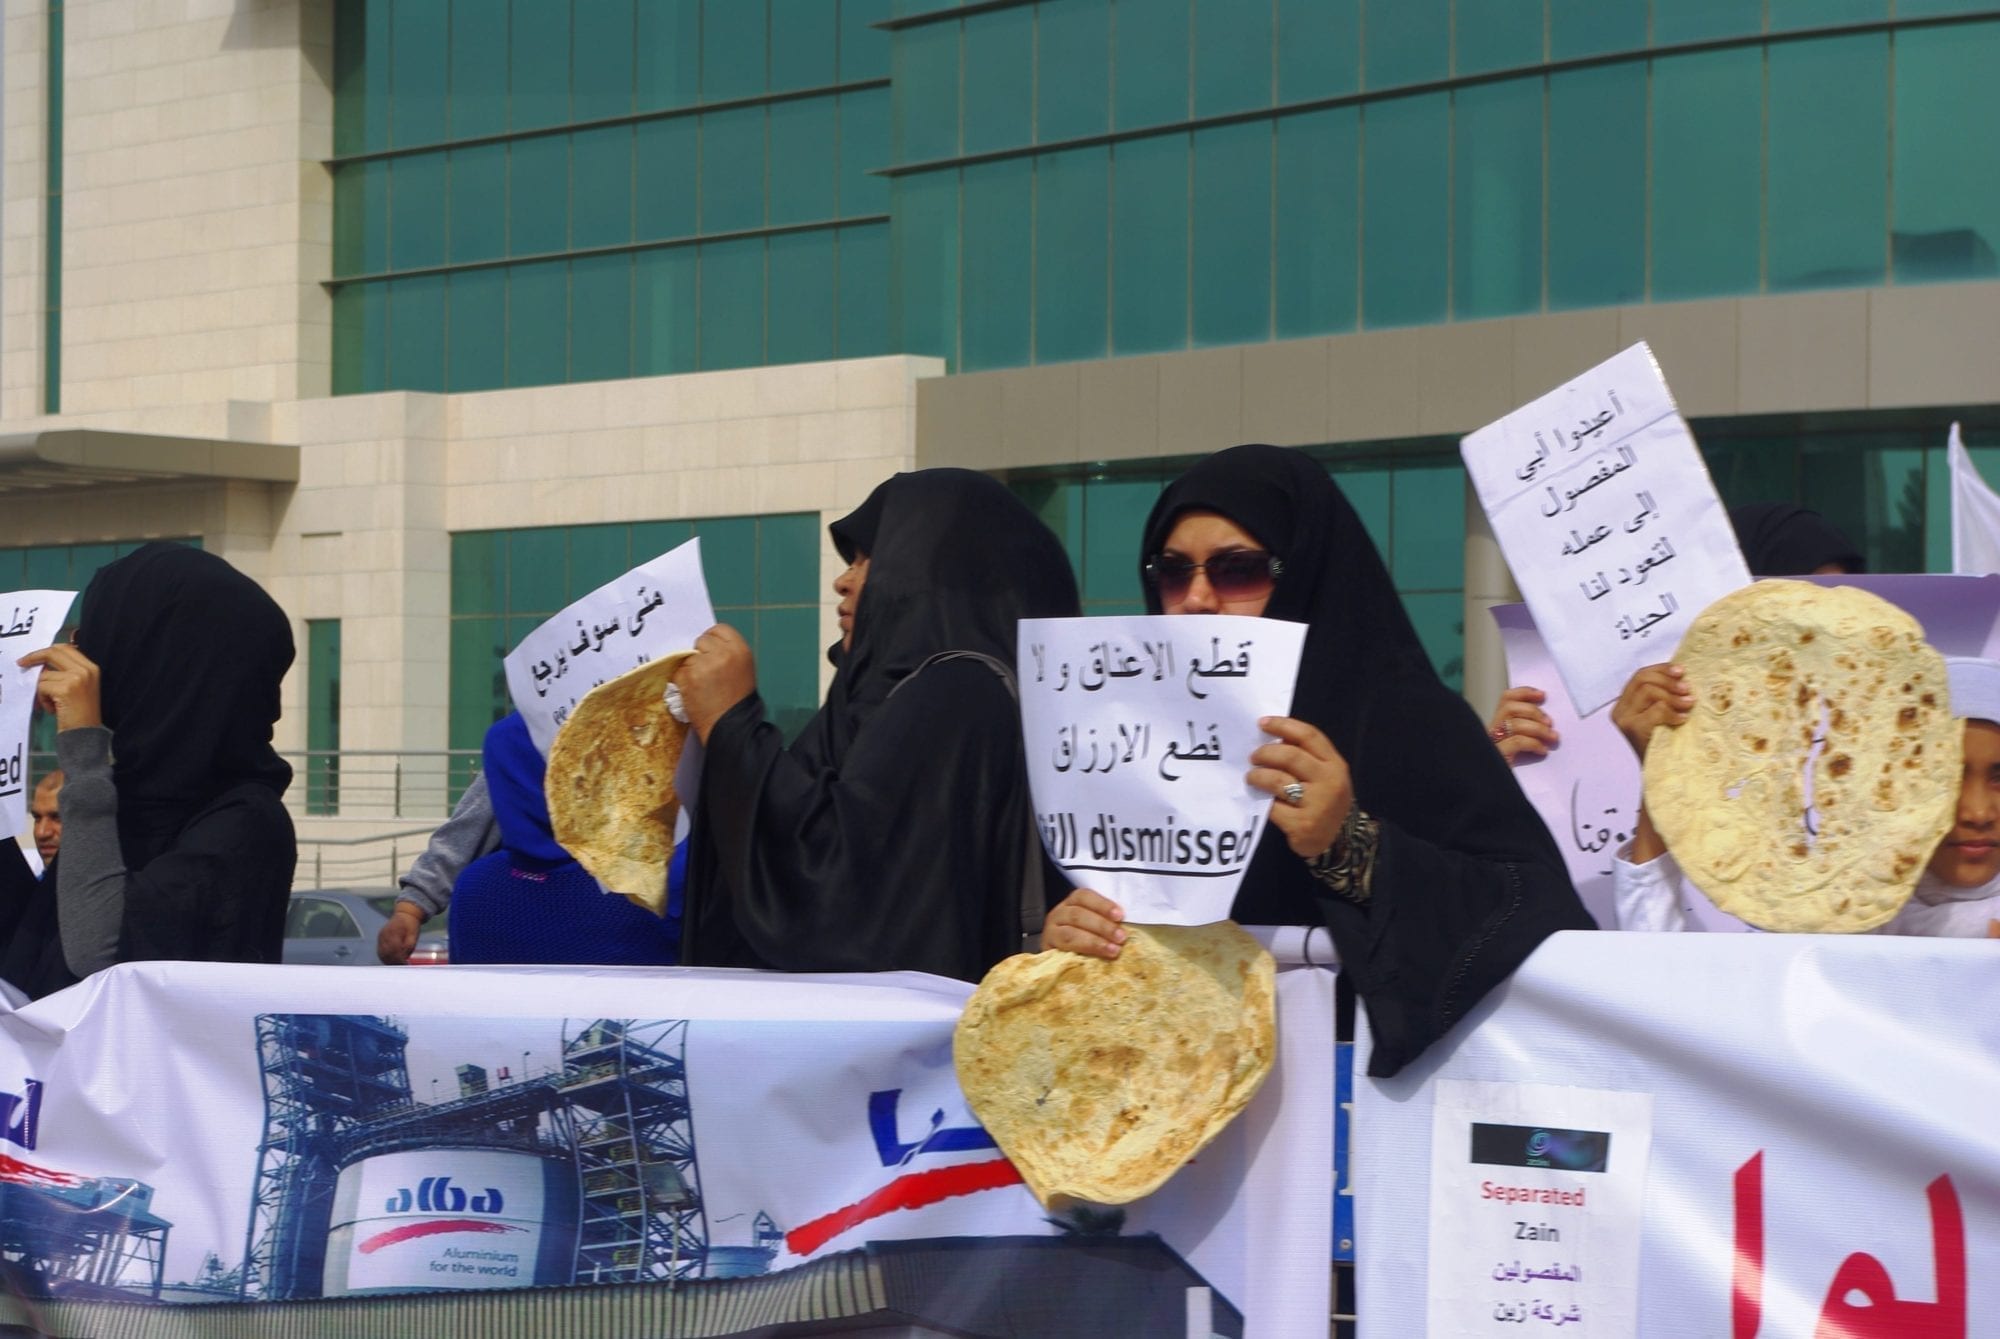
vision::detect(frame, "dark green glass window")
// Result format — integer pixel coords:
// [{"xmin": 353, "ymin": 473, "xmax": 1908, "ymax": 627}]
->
[
  {"xmin": 895, "ymin": 20, "xmax": 959, "ymax": 163},
  {"xmin": 305, "ymin": 619, "xmax": 342, "ymax": 816},
  {"xmin": 963, "ymin": 6, "xmax": 1032, "ymax": 155},
  {"xmin": 571, "ymin": 126, "xmax": 635, "ymax": 251},
  {"xmin": 332, "ymin": 160, "xmax": 387, "ymax": 276},
  {"xmin": 572, "ymin": 0, "xmax": 636, "ymax": 122},
  {"xmin": 636, "ymin": 0, "xmax": 701, "ymax": 111},
  {"xmin": 388, "ymin": 275, "xmax": 446, "ymax": 392},
  {"xmin": 449, "ymin": 0, "xmax": 509, "ymax": 139},
  {"xmin": 1892, "ymin": 22, "xmax": 2000, "ymax": 284},
  {"xmin": 769, "ymin": 100, "xmax": 838, "ymax": 226},
  {"xmin": 1275, "ymin": 109, "xmax": 1358, "ymax": 339},
  {"xmin": 1455, "ymin": 0, "xmax": 1543, "ymax": 75},
  {"xmin": 837, "ymin": 223, "xmax": 892, "ymax": 356},
  {"xmin": 1652, "ymin": 0, "xmax": 1762, "ymax": 45},
  {"xmin": 1112, "ymin": 134, "xmax": 1189, "ymax": 355},
  {"xmin": 634, "ymin": 247, "xmax": 699, "ymax": 374},
  {"xmin": 1192, "ymin": 0, "xmax": 1268, "ymax": 116},
  {"xmin": 700, "ymin": 238, "xmax": 767, "ymax": 368},
  {"xmin": 1897, "ymin": 0, "xmax": 1991, "ymax": 14},
  {"xmin": 961, "ymin": 163, "xmax": 1032, "ymax": 370},
  {"xmin": 509, "ymin": 135, "xmax": 571, "ymax": 256},
  {"xmin": 1081, "ymin": 475, "xmax": 1158, "ymax": 609},
  {"xmin": 1451, "ymin": 78, "xmax": 1542, "ymax": 320},
  {"xmin": 390, "ymin": 154, "xmax": 447, "ymax": 271},
  {"xmin": 1769, "ymin": 0, "xmax": 1884, "ymax": 28},
  {"xmin": 701, "ymin": 515, "xmax": 757, "ymax": 607},
  {"xmin": 635, "ymin": 118, "xmax": 699, "ymax": 241},
  {"xmin": 451, "ymin": 532, "xmax": 503, "ymax": 616},
  {"xmin": 447, "ymin": 145, "xmax": 507, "ymax": 265},
  {"xmin": 1365, "ymin": 0, "xmax": 1447, "ymax": 88},
  {"xmin": 510, "ymin": 0, "xmax": 572, "ymax": 131},
  {"xmin": 1192, "ymin": 123, "xmax": 1271, "ymax": 345},
  {"xmin": 839, "ymin": 88, "xmax": 892, "ymax": 216},
  {"xmin": 505, "ymin": 261, "xmax": 569, "ymax": 386},
  {"xmin": 767, "ymin": 229, "xmax": 839, "ymax": 365},
  {"xmin": 570, "ymin": 253, "xmax": 633, "ymax": 381},
  {"xmin": 389, "ymin": 0, "xmax": 447, "ymax": 146},
  {"xmin": 1650, "ymin": 49, "xmax": 1761, "ymax": 301},
  {"xmin": 1038, "ymin": 0, "xmax": 1111, "ymax": 141},
  {"xmin": 892, "ymin": 173, "xmax": 958, "ymax": 360},
  {"xmin": 1276, "ymin": 0, "xmax": 1357, "ymax": 103},
  {"xmin": 447, "ymin": 269, "xmax": 506, "ymax": 392},
  {"xmin": 1362, "ymin": 93, "xmax": 1448, "ymax": 328},
  {"xmin": 1548, "ymin": 64, "xmax": 1644, "ymax": 309},
  {"xmin": 334, "ymin": 0, "xmax": 392, "ymax": 155},
  {"xmin": 1034, "ymin": 148, "xmax": 1110, "ymax": 363},
  {"xmin": 332, "ymin": 283, "xmax": 387, "ymax": 394},
  {"xmin": 772, "ymin": 0, "xmax": 838, "ymax": 90},
  {"xmin": 1112, "ymin": 0, "xmax": 1189, "ymax": 129},
  {"xmin": 1548, "ymin": 0, "xmax": 1644, "ymax": 60},
  {"xmin": 1768, "ymin": 34, "xmax": 1888, "ymax": 291},
  {"xmin": 701, "ymin": 108, "xmax": 767, "ymax": 234},
  {"xmin": 703, "ymin": 0, "xmax": 769, "ymax": 102},
  {"xmin": 840, "ymin": 0, "xmax": 894, "ymax": 80}
]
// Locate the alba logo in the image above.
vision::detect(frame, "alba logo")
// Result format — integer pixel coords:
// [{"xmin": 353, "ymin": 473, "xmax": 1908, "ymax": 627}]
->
[
  {"xmin": 384, "ymin": 1176, "xmax": 505, "ymax": 1215},
  {"xmin": 0, "ymin": 1079, "xmax": 42, "ymax": 1152}
]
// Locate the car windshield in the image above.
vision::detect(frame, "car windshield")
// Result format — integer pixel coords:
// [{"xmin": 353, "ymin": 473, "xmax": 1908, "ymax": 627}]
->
[{"xmin": 366, "ymin": 895, "xmax": 400, "ymax": 919}]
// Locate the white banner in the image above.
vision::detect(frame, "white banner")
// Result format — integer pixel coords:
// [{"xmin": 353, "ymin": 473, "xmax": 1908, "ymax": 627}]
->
[
  {"xmin": 0, "ymin": 589, "xmax": 74, "ymax": 838},
  {"xmin": 0, "ymin": 941, "xmax": 1333, "ymax": 1337},
  {"xmin": 1950, "ymin": 423, "xmax": 2000, "ymax": 578},
  {"xmin": 1018, "ymin": 615, "xmax": 1307, "ymax": 925},
  {"xmin": 502, "ymin": 537, "xmax": 715, "ymax": 757},
  {"xmin": 1357, "ymin": 932, "xmax": 2000, "ymax": 1336},
  {"xmin": 1462, "ymin": 343, "xmax": 1749, "ymax": 715}
]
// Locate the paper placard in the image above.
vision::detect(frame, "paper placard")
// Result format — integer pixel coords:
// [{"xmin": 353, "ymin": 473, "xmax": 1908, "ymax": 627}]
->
[
  {"xmin": 1017, "ymin": 614, "xmax": 1306, "ymax": 925},
  {"xmin": 1463, "ymin": 343, "xmax": 1750, "ymax": 714},
  {"xmin": 502, "ymin": 539, "xmax": 716, "ymax": 760},
  {"xmin": 1425, "ymin": 1079, "xmax": 1653, "ymax": 1338},
  {"xmin": 0, "ymin": 591, "xmax": 75, "ymax": 838}
]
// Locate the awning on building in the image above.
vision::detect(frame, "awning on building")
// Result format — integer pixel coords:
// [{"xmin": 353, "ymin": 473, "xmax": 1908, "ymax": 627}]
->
[{"xmin": 0, "ymin": 430, "xmax": 298, "ymax": 492}]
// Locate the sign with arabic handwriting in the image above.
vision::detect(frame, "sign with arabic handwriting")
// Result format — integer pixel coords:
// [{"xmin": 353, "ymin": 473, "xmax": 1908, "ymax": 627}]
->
[
  {"xmin": 1462, "ymin": 342, "xmax": 1749, "ymax": 715},
  {"xmin": 1423, "ymin": 1079, "xmax": 1653, "ymax": 1337},
  {"xmin": 502, "ymin": 539, "xmax": 716, "ymax": 758},
  {"xmin": 1017, "ymin": 614, "xmax": 1306, "ymax": 926},
  {"xmin": 0, "ymin": 590, "xmax": 74, "ymax": 841}
]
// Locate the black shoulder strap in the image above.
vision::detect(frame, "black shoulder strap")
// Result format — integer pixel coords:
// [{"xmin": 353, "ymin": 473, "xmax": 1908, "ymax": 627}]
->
[{"xmin": 888, "ymin": 651, "xmax": 1044, "ymax": 951}]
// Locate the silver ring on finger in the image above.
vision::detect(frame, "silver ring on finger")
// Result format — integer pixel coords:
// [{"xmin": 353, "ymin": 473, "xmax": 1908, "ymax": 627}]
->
[{"xmin": 1280, "ymin": 780, "xmax": 1306, "ymax": 807}]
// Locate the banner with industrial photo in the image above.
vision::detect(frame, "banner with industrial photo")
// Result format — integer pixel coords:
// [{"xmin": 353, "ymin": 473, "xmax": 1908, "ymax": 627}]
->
[
  {"xmin": 0, "ymin": 933, "xmax": 1334, "ymax": 1339},
  {"xmin": 1354, "ymin": 932, "xmax": 2000, "ymax": 1337}
]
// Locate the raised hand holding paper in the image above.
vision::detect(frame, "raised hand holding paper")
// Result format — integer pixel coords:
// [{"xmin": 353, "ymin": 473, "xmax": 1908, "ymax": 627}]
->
[
  {"xmin": 0, "ymin": 591, "xmax": 75, "ymax": 838},
  {"xmin": 1018, "ymin": 614, "xmax": 1306, "ymax": 925},
  {"xmin": 1462, "ymin": 343, "xmax": 1749, "ymax": 715}
]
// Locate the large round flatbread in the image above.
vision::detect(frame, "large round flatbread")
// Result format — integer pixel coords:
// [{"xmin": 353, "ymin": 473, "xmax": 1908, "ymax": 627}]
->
[
  {"xmin": 1644, "ymin": 581, "xmax": 1959, "ymax": 933},
  {"xmin": 544, "ymin": 652, "xmax": 693, "ymax": 914},
  {"xmin": 953, "ymin": 923, "xmax": 1274, "ymax": 1207}
]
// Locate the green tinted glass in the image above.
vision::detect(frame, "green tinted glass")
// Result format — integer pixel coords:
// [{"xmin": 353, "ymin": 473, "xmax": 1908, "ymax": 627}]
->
[
  {"xmin": 509, "ymin": 135, "xmax": 571, "ymax": 256},
  {"xmin": 757, "ymin": 512, "xmax": 822, "ymax": 604},
  {"xmin": 388, "ymin": 275, "xmax": 447, "ymax": 391},
  {"xmin": 332, "ymin": 160, "xmax": 387, "ymax": 276},
  {"xmin": 567, "ymin": 524, "xmax": 630, "ymax": 600},
  {"xmin": 634, "ymin": 247, "xmax": 699, "ymax": 374},
  {"xmin": 635, "ymin": 118, "xmax": 699, "ymax": 241},
  {"xmin": 1652, "ymin": 0, "xmax": 1762, "ymax": 44},
  {"xmin": 701, "ymin": 107, "xmax": 767, "ymax": 233},
  {"xmin": 963, "ymin": 6, "xmax": 1032, "ymax": 154},
  {"xmin": 509, "ymin": 0, "xmax": 571, "ymax": 130},
  {"xmin": 447, "ymin": 268, "xmax": 506, "ymax": 391},
  {"xmin": 1548, "ymin": 0, "xmax": 1643, "ymax": 60},
  {"xmin": 1193, "ymin": 0, "xmax": 1271, "ymax": 117},
  {"xmin": 449, "ymin": 0, "xmax": 508, "ymax": 138},
  {"xmin": 1037, "ymin": 0, "xmax": 1110, "ymax": 141},
  {"xmin": 703, "ymin": 0, "xmax": 769, "ymax": 101},
  {"xmin": 770, "ymin": 98, "xmax": 839, "ymax": 225},
  {"xmin": 1767, "ymin": 34, "xmax": 1888, "ymax": 291},
  {"xmin": 772, "ymin": 0, "xmax": 838, "ymax": 90},
  {"xmin": 839, "ymin": 88, "xmax": 892, "ymax": 216},
  {"xmin": 1033, "ymin": 148, "xmax": 1109, "ymax": 363},
  {"xmin": 1277, "ymin": 0, "xmax": 1358, "ymax": 103},
  {"xmin": 573, "ymin": 0, "xmax": 636, "ymax": 122},
  {"xmin": 895, "ymin": 20, "xmax": 958, "ymax": 163},
  {"xmin": 570, "ymin": 253, "xmax": 634, "ymax": 382},
  {"xmin": 698, "ymin": 516, "xmax": 758, "ymax": 606},
  {"xmin": 1113, "ymin": 0, "xmax": 1189, "ymax": 128},
  {"xmin": 571, "ymin": 126, "xmax": 635, "ymax": 251},
  {"xmin": 961, "ymin": 163, "xmax": 1032, "ymax": 370},
  {"xmin": 451, "ymin": 531, "xmax": 504, "ymax": 616},
  {"xmin": 390, "ymin": 153, "xmax": 448, "ymax": 271},
  {"xmin": 1548, "ymin": 64, "xmax": 1645, "ymax": 309},
  {"xmin": 767, "ymin": 229, "xmax": 839, "ymax": 365},
  {"xmin": 390, "ymin": 0, "xmax": 447, "ymax": 146},
  {"xmin": 756, "ymin": 606, "xmax": 824, "ymax": 741},
  {"xmin": 505, "ymin": 261, "xmax": 569, "ymax": 387},
  {"xmin": 1451, "ymin": 78, "xmax": 1542, "ymax": 320},
  {"xmin": 840, "ymin": 0, "xmax": 893, "ymax": 80},
  {"xmin": 506, "ymin": 529, "xmax": 568, "ymax": 614},
  {"xmin": 837, "ymin": 223, "xmax": 892, "ymax": 356},
  {"xmin": 1650, "ymin": 49, "xmax": 1761, "ymax": 300},
  {"xmin": 1455, "ymin": 0, "xmax": 1542, "ymax": 75},
  {"xmin": 1112, "ymin": 133, "xmax": 1189, "ymax": 355},
  {"xmin": 636, "ymin": 0, "xmax": 701, "ymax": 111},
  {"xmin": 892, "ymin": 173, "xmax": 958, "ymax": 360},
  {"xmin": 1275, "ymin": 109, "xmax": 1359, "ymax": 338},
  {"xmin": 1365, "ymin": 0, "xmax": 1448, "ymax": 88},
  {"xmin": 447, "ymin": 145, "xmax": 507, "ymax": 265},
  {"xmin": 1892, "ymin": 22, "xmax": 2000, "ymax": 284},
  {"xmin": 699, "ymin": 238, "xmax": 767, "ymax": 369},
  {"xmin": 1362, "ymin": 93, "xmax": 1448, "ymax": 327},
  {"xmin": 1192, "ymin": 122, "xmax": 1271, "ymax": 345}
]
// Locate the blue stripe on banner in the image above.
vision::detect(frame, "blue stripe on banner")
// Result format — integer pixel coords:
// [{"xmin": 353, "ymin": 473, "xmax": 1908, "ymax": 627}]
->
[{"xmin": 1334, "ymin": 1039, "xmax": 1354, "ymax": 1262}]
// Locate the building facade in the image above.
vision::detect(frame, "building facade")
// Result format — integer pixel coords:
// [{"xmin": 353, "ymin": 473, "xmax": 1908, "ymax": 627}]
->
[{"xmin": 1, "ymin": 0, "xmax": 1997, "ymax": 833}]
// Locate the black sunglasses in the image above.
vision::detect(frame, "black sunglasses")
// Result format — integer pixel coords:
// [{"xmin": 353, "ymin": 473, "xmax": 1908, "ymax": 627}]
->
[{"xmin": 1143, "ymin": 550, "xmax": 1285, "ymax": 602}]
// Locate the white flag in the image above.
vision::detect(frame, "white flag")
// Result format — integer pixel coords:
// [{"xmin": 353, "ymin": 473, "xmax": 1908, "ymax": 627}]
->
[{"xmin": 1950, "ymin": 422, "xmax": 2000, "ymax": 576}]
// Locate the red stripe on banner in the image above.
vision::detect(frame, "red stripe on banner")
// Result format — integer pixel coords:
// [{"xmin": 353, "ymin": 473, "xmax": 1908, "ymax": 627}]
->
[
  {"xmin": 785, "ymin": 1157, "xmax": 1024, "ymax": 1257},
  {"xmin": 1732, "ymin": 1152, "xmax": 1763, "ymax": 1339},
  {"xmin": 0, "ymin": 1153, "xmax": 83, "ymax": 1188},
  {"xmin": 358, "ymin": 1219, "xmax": 527, "ymax": 1254}
]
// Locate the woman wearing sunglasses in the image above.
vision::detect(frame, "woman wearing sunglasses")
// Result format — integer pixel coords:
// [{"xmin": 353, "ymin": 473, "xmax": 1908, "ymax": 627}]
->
[{"xmin": 1040, "ymin": 444, "xmax": 1592, "ymax": 1077}]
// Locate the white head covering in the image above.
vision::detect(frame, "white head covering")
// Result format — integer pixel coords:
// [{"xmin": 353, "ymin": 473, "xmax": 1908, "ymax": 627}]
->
[{"xmin": 1947, "ymin": 656, "xmax": 2000, "ymax": 724}]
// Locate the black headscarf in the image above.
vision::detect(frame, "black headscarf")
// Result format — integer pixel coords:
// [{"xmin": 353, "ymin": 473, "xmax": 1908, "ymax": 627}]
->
[
  {"xmin": 1142, "ymin": 445, "xmax": 1592, "ymax": 1077},
  {"xmin": 76, "ymin": 543, "xmax": 295, "ymax": 868},
  {"xmin": 1728, "ymin": 503, "xmax": 1865, "ymax": 577},
  {"xmin": 682, "ymin": 470, "xmax": 1080, "ymax": 979}
]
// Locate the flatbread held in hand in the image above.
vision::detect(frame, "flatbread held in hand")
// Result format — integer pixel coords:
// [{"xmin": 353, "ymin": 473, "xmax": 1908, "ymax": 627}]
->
[
  {"xmin": 544, "ymin": 651, "xmax": 694, "ymax": 914},
  {"xmin": 953, "ymin": 922, "xmax": 1275, "ymax": 1207},
  {"xmin": 1644, "ymin": 580, "xmax": 1959, "ymax": 933}
]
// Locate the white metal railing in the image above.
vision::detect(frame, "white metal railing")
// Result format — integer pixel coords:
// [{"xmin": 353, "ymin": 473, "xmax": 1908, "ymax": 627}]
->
[
  {"xmin": 294, "ymin": 826, "xmax": 444, "ymax": 891},
  {"xmin": 278, "ymin": 749, "xmax": 482, "ymax": 821}
]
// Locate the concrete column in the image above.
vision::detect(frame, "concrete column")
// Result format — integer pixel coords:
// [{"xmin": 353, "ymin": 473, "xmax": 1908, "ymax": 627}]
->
[{"xmin": 1461, "ymin": 484, "xmax": 1519, "ymax": 717}]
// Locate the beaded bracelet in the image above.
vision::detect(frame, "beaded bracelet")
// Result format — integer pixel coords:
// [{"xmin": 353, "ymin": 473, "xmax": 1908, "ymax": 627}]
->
[{"xmin": 1305, "ymin": 805, "xmax": 1381, "ymax": 905}]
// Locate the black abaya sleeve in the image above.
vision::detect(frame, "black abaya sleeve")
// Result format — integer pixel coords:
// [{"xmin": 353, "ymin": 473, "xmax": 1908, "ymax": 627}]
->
[{"xmin": 691, "ymin": 661, "xmax": 1030, "ymax": 981}]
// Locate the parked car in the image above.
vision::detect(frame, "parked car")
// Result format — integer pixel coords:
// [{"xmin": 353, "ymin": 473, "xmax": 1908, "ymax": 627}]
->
[{"xmin": 283, "ymin": 890, "xmax": 449, "ymax": 966}]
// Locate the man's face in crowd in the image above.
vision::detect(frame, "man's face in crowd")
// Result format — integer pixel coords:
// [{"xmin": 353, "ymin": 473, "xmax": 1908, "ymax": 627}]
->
[{"xmin": 30, "ymin": 776, "xmax": 61, "ymax": 863}]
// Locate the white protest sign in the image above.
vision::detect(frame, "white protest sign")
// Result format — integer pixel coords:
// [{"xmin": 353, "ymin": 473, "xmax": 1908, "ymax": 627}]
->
[
  {"xmin": 1424, "ymin": 1078, "xmax": 1653, "ymax": 1338},
  {"xmin": 1018, "ymin": 614, "xmax": 1306, "ymax": 925},
  {"xmin": 1463, "ymin": 343, "xmax": 1749, "ymax": 715},
  {"xmin": 503, "ymin": 538, "xmax": 716, "ymax": 759},
  {"xmin": 0, "ymin": 591, "xmax": 74, "ymax": 838}
]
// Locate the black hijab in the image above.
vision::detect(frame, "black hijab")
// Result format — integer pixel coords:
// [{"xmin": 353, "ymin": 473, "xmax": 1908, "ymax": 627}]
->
[
  {"xmin": 76, "ymin": 543, "xmax": 294, "ymax": 868},
  {"xmin": 1728, "ymin": 503, "xmax": 1865, "ymax": 577},
  {"xmin": 1142, "ymin": 445, "xmax": 1591, "ymax": 1076}
]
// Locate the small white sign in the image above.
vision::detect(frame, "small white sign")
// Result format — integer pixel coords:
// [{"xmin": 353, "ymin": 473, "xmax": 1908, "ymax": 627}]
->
[
  {"xmin": 503, "ymin": 539, "xmax": 716, "ymax": 759},
  {"xmin": 1462, "ymin": 343, "xmax": 1749, "ymax": 715},
  {"xmin": 1017, "ymin": 614, "xmax": 1306, "ymax": 926},
  {"xmin": 0, "ymin": 590, "xmax": 75, "ymax": 838},
  {"xmin": 1425, "ymin": 1079, "xmax": 1654, "ymax": 1338}
]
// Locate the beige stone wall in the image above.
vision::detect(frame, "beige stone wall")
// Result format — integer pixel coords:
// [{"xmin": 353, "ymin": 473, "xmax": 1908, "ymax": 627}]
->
[{"xmin": 7, "ymin": 0, "xmax": 333, "ymax": 422}]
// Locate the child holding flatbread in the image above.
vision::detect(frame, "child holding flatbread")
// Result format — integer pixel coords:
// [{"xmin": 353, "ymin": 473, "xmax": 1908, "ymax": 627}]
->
[{"xmin": 1613, "ymin": 655, "xmax": 2000, "ymax": 935}]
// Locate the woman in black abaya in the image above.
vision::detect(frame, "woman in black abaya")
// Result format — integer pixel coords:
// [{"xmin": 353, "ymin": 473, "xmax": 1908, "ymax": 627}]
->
[
  {"xmin": 674, "ymin": 469, "xmax": 1080, "ymax": 981},
  {"xmin": 1043, "ymin": 445, "xmax": 1593, "ymax": 1077},
  {"xmin": 0, "ymin": 543, "xmax": 297, "ymax": 998}
]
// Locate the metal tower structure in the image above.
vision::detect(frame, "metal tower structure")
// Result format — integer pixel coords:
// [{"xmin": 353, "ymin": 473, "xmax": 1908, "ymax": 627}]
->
[
  {"xmin": 559, "ymin": 1019, "xmax": 708, "ymax": 1283},
  {"xmin": 0, "ymin": 1175, "xmax": 171, "ymax": 1299},
  {"xmin": 239, "ymin": 1014, "xmax": 413, "ymax": 1300}
]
